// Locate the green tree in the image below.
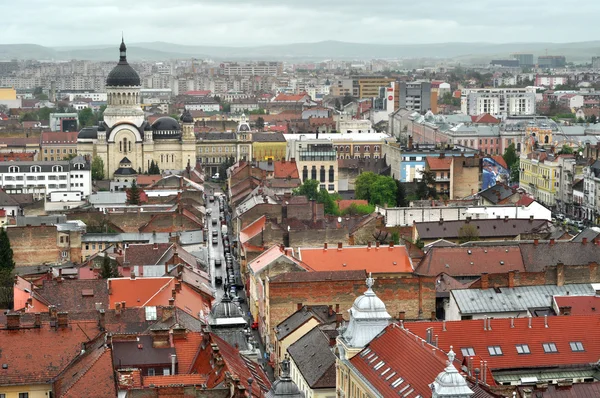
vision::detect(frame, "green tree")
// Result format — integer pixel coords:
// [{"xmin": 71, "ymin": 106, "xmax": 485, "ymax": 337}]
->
[
  {"xmin": 99, "ymin": 254, "xmax": 119, "ymax": 279},
  {"xmin": 395, "ymin": 180, "xmax": 407, "ymax": 207},
  {"xmin": 510, "ymin": 164, "xmax": 520, "ymax": 183},
  {"xmin": 91, "ymin": 155, "xmax": 105, "ymax": 180},
  {"xmin": 96, "ymin": 104, "xmax": 107, "ymax": 122},
  {"xmin": 0, "ymin": 227, "xmax": 15, "ymax": 308},
  {"xmin": 369, "ymin": 175, "xmax": 397, "ymax": 207},
  {"xmin": 148, "ymin": 160, "xmax": 160, "ymax": 175},
  {"xmin": 218, "ymin": 156, "xmax": 236, "ymax": 181},
  {"xmin": 293, "ymin": 179, "xmax": 319, "ymax": 201},
  {"xmin": 589, "ymin": 114, "xmax": 597, "ymax": 124},
  {"xmin": 503, "ymin": 143, "xmax": 518, "ymax": 169},
  {"xmin": 577, "ymin": 117, "xmax": 585, "ymax": 124},
  {"xmin": 256, "ymin": 116, "xmax": 265, "ymax": 131},
  {"xmin": 38, "ymin": 107, "xmax": 52, "ymax": 122},
  {"xmin": 127, "ymin": 180, "xmax": 141, "ymax": 205},
  {"xmin": 341, "ymin": 203, "xmax": 375, "ymax": 216},
  {"xmin": 0, "ymin": 228, "xmax": 15, "ymax": 272},
  {"xmin": 63, "ymin": 153, "xmax": 77, "ymax": 161},
  {"xmin": 458, "ymin": 224, "xmax": 480, "ymax": 244},
  {"xmin": 19, "ymin": 112, "xmax": 37, "ymax": 122},
  {"xmin": 221, "ymin": 103, "xmax": 231, "ymax": 113},
  {"xmin": 558, "ymin": 144, "xmax": 574, "ymax": 155},
  {"xmin": 78, "ymin": 107, "xmax": 95, "ymax": 127},
  {"xmin": 317, "ymin": 189, "xmax": 339, "ymax": 215},
  {"xmin": 355, "ymin": 172, "xmax": 378, "ymax": 202},
  {"xmin": 391, "ymin": 231, "xmax": 400, "ymax": 245}
]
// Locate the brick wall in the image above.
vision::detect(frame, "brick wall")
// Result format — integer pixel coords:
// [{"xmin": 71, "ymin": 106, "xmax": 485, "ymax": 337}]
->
[
  {"xmin": 350, "ymin": 216, "xmax": 380, "ymax": 245},
  {"xmin": 8, "ymin": 225, "xmax": 59, "ymax": 266},
  {"xmin": 451, "ymin": 156, "xmax": 480, "ymax": 199},
  {"xmin": 286, "ymin": 201, "xmax": 324, "ymax": 221},
  {"xmin": 289, "ymin": 228, "xmax": 349, "ymax": 248},
  {"xmin": 238, "ymin": 204, "xmax": 282, "ymax": 232},
  {"xmin": 267, "ymin": 274, "xmax": 435, "ymax": 349}
]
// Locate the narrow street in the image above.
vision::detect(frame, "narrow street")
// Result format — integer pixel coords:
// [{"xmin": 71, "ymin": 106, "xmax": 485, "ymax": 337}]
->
[{"xmin": 204, "ymin": 181, "xmax": 274, "ymax": 381}]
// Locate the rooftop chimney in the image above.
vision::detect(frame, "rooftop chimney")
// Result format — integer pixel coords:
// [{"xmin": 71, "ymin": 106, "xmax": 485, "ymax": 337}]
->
[
  {"xmin": 533, "ymin": 239, "xmax": 539, "ymax": 246},
  {"xmin": 481, "ymin": 273, "xmax": 489, "ymax": 290},
  {"xmin": 171, "ymin": 354, "xmax": 177, "ymax": 376},
  {"xmin": 582, "ymin": 237, "xmax": 588, "ymax": 244},
  {"xmin": 98, "ymin": 309, "xmax": 106, "ymax": 331},
  {"xmin": 376, "ymin": 241, "xmax": 380, "ymax": 249},
  {"xmin": 34, "ymin": 312, "xmax": 41, "ymax": 328},
  {"xmin": 323, "ymin": 242, "xmax": 328, "ymax": 250},
  {"xmin": 389, "ymin": 242, "xmax": 394, "ymax": 248},
  {"xmin": 153, "ymin": 243, "xmax": 158, "ymax": 250},
  {"xmin": 6, "ymin": 312, "xmax": 20, "ymax": 330},
  {"xmin": 115, "ymin": 302, "xmax": 122, "ymax": 315},
  {"xmin": 337, "ymin": 242, "xmax": 342, "ymax": 250},
  {"xmin": 297, "ymin": 302, "xmax": 303, "ymax": 311},
  {"xmin": 57, "ymin": 312, "xmax": 68, "ymax": 328}
]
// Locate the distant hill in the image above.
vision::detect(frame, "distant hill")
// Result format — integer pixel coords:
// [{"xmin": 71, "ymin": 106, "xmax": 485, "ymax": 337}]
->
[{"xmin": 0, "ymin": 40, "xmax": 599, "ymax": 62}]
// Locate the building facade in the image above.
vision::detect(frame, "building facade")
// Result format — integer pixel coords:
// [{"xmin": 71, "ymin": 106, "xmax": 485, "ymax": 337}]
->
[
  {"xmin": 286, "ymin": 136, "xmax": 338, "ymax": 192},
  {"xmin": 398, "ymin": 81, "xmax": 432, "ymax": 112},
  {"xmin": 461, "ymin": 88, "xmax": 536, "ymax": 119}
]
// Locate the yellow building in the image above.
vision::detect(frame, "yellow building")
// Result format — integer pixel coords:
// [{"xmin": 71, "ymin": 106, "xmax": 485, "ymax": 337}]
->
[
  {"xmin": 519, "ymin": 150, "xmax": 560, "ymax": 207},
  {"xmin": 352, "ymin": 76, "xmax": 395, "ymax": 99},
  {"xmin": 0, "ymin": 87, "xmax": 17, "ymax": 100},
  {"xmin": 252, "ymin": 132, "xmax": 287, "ymax": 161}
]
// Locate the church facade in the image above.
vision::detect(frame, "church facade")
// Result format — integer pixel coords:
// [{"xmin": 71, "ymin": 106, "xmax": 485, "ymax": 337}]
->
[{"xmin": 77, "ymin": 40, "xmax": 252, "ymax": 177}]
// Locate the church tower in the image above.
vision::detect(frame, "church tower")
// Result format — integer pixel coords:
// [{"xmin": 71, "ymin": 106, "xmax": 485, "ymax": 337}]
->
[{"xmin": 180, "ymin": 108, "xmax": 196, "ymax": 170}]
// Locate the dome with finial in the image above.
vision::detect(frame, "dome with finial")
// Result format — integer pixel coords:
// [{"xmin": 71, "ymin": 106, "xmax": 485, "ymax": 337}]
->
[
  {"xmin": 180, "ymin": 108, "xmax": 194, "ymax": 124},
  {"xmin": 210, "ymin": 291, "xmax": 244, "ymax": 319},
  {"xmin": 431, "ymin": 347, "xmax": 474, "ymax": 398},
  {"xmin": 106, "ymin": 38, "xmax": 141, "ymax": 87},
  {"xmin": 266, "ymin": 359, "xmax": 305, "ymax": 398},
  {"xmin": 341, "ymin": 273, "xmax": 391, "ymax": 348}
]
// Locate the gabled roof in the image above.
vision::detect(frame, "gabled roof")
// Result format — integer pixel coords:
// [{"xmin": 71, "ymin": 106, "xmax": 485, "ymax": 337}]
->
[
  {"xmin": 478, "ymin": 183, "xmax": 516, "ymax": 204},
  {"xmin": 276, "ymin": 305, "xmax": 337, "ymax": 341},
  {"xmin": 20, "ymin": 278, "xmax": 109, "ymax": 313},
  {"xmin": 0, "ymin": 320, "xmax": 102, "ymax": 386},
  {"xmin": 297, "ymin": 244, "xmax": 413, "ymax": 274},
  {"xmin": 471, "ymin": 114, "xmax": 500, "ymax": 124},
  {"xmin": 273, "ymin": 93, "xmax": 309, "ymax": 102},
  {"xmin": 416, "ymin": 245, "xmax": 524, "ymax": 277},
  {"xmin": 248, "ymin": 245, "xmax": 308, "ymax": 275},
  {"xmin": 350, "ymin": 324, "xmax": 459, "ymax": 397},
  {"xmin": 53, "ymin": 334, "xmax": 116, "ymax": 398},
  {"xmin": 287, "ymin": 326, "xmax": 336, "ymax": 389},
  {"xmin": 554, "ymin": 296, "xmax": 600, "ymax": 315},
  {"xmin": 426, "ymin": 156, "xmax": 452, "ymax": 170},
  {"xmin": 519, "ymin": 240, "xmax": 600, "ymax": 271},
  {"xmin": 240, "ymin": 215, "xmax": 266, "ymax": 246},
  {"xmin": 407, "ymin": 315, "xmax": 600, "ymax": 372},
  {"xmin": 273, "ymin": 160, "xmax": 299, "ymax": 179},
  {"xmin": 119, "ymin": 243, "xmax": 174, "ymax": 266}
]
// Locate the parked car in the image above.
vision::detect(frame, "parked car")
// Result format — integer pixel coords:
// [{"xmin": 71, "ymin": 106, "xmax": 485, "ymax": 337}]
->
[
  {"xmin": 212, "ymin": 218, "xmax": 217, "ymax": 225},
  {"xmin": 215, "ymin": 276, "xmax": 223, "ymax": 285},
  {"xmin": 232, "ymin": 296, "xmax": 245, "ymax": 304},
  {"xmin": 212, "ymin": 230, "xmax": 218, "ymax": 237},
  {"xmin": 212, "ymin": 237, "xmax": 218, "ymax": 245},
  {"xmin": 209, "ymin": 196, "xmax": 215, "ymax": 203},
  {"xmin": 229, "ymin": 286, "xmax": 236, "ymax": 295},
  {"xmin": 574, "ymin": 220, "xmax": 585, "ymax": 229},
  {"xmin": 251, "ymin": 321, "xmax": 259, "ymax": 330},
  {"xmin": 215, "ymin": 258, "xmax": 222, "ymax": 267}
]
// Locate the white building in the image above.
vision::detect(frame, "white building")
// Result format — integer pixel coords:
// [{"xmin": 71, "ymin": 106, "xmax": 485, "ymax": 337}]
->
[
  {"xmin": 461, "ymin": 88, "xmax": 536, "ymax": 119},
  {"xmin": 0, "ymin": 156, "xmax": 91, "ymax": 199},
  {"xmin": 63, "ymin": 92, "xmax": 108, "ymax": 102},
  {"xmin": 338, "ymin": 119, "xmax": 374, "ymax": 134}
]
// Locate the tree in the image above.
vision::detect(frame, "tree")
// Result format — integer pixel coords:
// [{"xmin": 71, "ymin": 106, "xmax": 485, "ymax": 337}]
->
[
  {"xmin": 127, "ymin": 180, "xmax": 141, "ymax": 205},
  {"xmin": 218, "ymin": 156, "xmax": 236, "ymax": 181},
  {"xmin": 99, "ymin": 254, "xmax": 119, "ymax": 279},
  {"xmin": 256, "ymin": 116, "xmax": 265, "ymax": 131},
  {"xmin": 577, "ymin": 117, "xmax": 585, "ymax": 124},
  {"xmin": 317, "ymin": 189, "xmax": 339, "ymax": 215},
  {"xmin": 355, "ymin": 172, "xmax": 378, "ymax": 202},
  {"xmin": 395, "ymin": 180, "xmax": 407, "ymax": 207},
  {"xmin": 391, "ymin": 231, "xmax": 400, "ymax": 245},
  {"xmin": 148, "ymin": 160, "xmax": 160, "ymax": 175},
  {"xmin": 341, "ymin": 203, "xmax": 375, "ymax": 216},
  {"xmin": 38, "ymin": 107, "xmax": 53, "ymax": 122},
  {"xmin": 510, "ymin": 164, "xmax": 520, "ymax": 183},
  {"xmin": 0, "ymin": 228, "xmax": 14, "ymax": 272},
  {"xmin": 502, "ymin": 143, "xmax": 518, "ymax": 170},
  {"xmin": 221, "ymin": 103, "xmax": 231, "ymax": 113},
  {"xmin": 589, "ymin": 114, "xmax": 597, "ymax": 124},
  {"xmin": 91, "ymin": 156, "xmax": 105, "ymax": 181},
  {"xmin": 293, "ymin": 179, "xmax": 319, "ymax": 201},
  {"xmin": 370, "ymin": 176, "xmax": 397, "ymax": 207},
  {"xmin": 78, "ymin": 107, "xmax": 95, "ymax": 127},
  {"xmin": 558, "ymin": 144, "xmax": 574, "ymax": 155},
  {"xmin": 458, "ymin": 224, "xmax": 480, "ymax": 244},
  {"xmin": 0, "ymin": 227, "xmax": 14, "ymax": 308},
  {"xmin": 19, "ymin": 112, "xmax": 37, "ymax": 122}
]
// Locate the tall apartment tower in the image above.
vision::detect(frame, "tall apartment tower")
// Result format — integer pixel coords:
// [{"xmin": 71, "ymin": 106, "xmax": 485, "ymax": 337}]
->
[{"xmin": 398, "ymin": 81, "xmax": 432, "ymax": 113}]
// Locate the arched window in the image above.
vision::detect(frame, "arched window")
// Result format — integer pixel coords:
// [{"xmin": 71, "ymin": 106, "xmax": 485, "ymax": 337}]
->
[
  {"xmin": 320, "ymin": 166, "xmax": 326, "ymax": 182},
  {"xmin": 161, "ymin": 155, "xmax": 164, "ymax": 163},
  {"xmin": 311, "ymin": 166, "xmax": 317, "ymax": 180},
  {"xmin": 8, "ymin": 166, "xmax": 19, "ymax": 173},
  {"xmin": 30, "ymin": 166, "xmax": 41, "ymax": 173},
  {"xmin": 52, "ymin": 165, "xmax": 63, "ymax": 172},
  {"xmin": 345, "ymin": 146, "xmax": 349, "ymax": 152},
  {"xmin": 171, "ymin": 154, "xmax": 174, "ymax": 162},
  {"xmin": 364, "ymin": 145, "xmax": 370, "ymax": 152},
  {"xmin": 329, "ymin": 166, "xmax": 334, "ymax": 182},
  {"xmin": 128, "ymin": 140, "xmax": 132, "ymax": 152},
  {"xmin": 544, "ymin": 135, "xmax": 549, "ymax": 144},
  {"xmin": 302, "ymin": 166, "xmax": 308, "ymax": 181}
]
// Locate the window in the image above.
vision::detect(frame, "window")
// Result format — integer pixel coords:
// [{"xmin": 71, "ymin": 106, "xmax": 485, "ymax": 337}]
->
[
  {"xmin": 328, "ymin": 184, "xmax": 335, "ymax": 191},
  {"xmin": 329, "ymin": 166, "xmax": 334, "ymax": 182},
  {"xmin": 516, "ymin": 344, "xmax": 530, "ymax": 354},
  {"xmin": 147, "ymin": 368, "xmax": 155, "ymax": 376},
  {"xmin": 320, "ymin": 166, "xmax": 326, "ymax": 182},
  {"xmin": 163, "ymin": 368, "xmax": 171, "ymax": 376},
  {"xmin": 52, "ymin": 165, "xmax": 63, "ymax": 172},
  {"xmin": 488, "ymin": 346, "xmax": 503, "ymax": 356},
  {"xmin": 461, "ymin": 347, "xmax": 475, "ymax": 357},
  {"xmin": 570, "ymin": 342, "xmax": 584, "ymax": 352},
  {"xmin": 18, "ymin": 394, "xmax": 28, "ymax": 398},
  {"xmin": 302, "ymin": 166, "xmax": 308, "ymax": 181},
  {"xmin": 8, "ymin": 166, "xmax": 19, "ymax": 173},
  {"xmin": 30, "ymin": 166, "xmax": 41, "ymax": 172},
  {"xmin": 311, "ymin": 166, "xmax": 317, "ymax": 180},
  {"xmin": 320, "ymin": 184, "xmax": 325, "ymax": 191},
  {"xmin": 145, "ymin": 306, "xmax": 157, "ymax": 321},
  {"xmin": 543, "ymin": 343, "xmax": 558, "ymax": 353}
]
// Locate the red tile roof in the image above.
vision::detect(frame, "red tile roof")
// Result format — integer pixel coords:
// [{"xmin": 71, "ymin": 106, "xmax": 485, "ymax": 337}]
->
[
  {"xmin": 415, "ymin": 246, "xmax": 524, "ymax": 277},
  {"xmin": 471, "ymin": 114, "xmax": 500, "ymax": 124},
  {"xmin": 184, "ymin": 90, "xmax": 211, "ymax": 96},
  {"xmin": 0, "ymin": 320, "xmax": 102, "ymax": 386},
  {"xmin": 273, "ymin": 93, "xmax": 309, "ymax": 102},
  {"xmin": 109, "ymin": 277, "xmax": 173, "ymax": 309},
  {"xmin": 118, "ymin": 243, "xmax": 174, "ymax": 267},
  {"xmin": 174, "ymin": 332, "xmax": 205, "ymax": 373},
  {"xmin": 426, "ymin": 157, "xmax": 452, "ymax": 170},
  {"xmin": 350, "ymin": 324, "xmax": 458, "ymax": 397},
  {"xmin": 143, "ymin": 374, "xmax": 207, "ymax": 387},
  {"xmin": 405, "ymin": 315, "xmax": 600, "ymax": 372},
  {"xmin": 554, "ymin": 296, "xmax": 600, "ymax": 315},
  {"xmin": 297, "ymin": 245, "xmax": 413, "ymax": 274},
  {"xmin": 41, "ymin": 131, "xmax": 78, "ymax": 144},
  {"xmin": 240, "ymin": 215, "xmax": 266, "ymax": 245},
  {"xmin": 54, "ymin": 336, "xmax": 116, "ymax": 398},
  {"xmin": 0, "ymin": 152, "xmax": 35, "ymax": 161},
  {"xmin": 515, "ymin": 195, "xmax": 535, "ymax": 206},
  {"xmin": 490, "ymin": 155, "xmax": 507, "ymax": 169},
  {"xmin": 273, "ymin": 160, "xmax": 299, "ymax": 179}
]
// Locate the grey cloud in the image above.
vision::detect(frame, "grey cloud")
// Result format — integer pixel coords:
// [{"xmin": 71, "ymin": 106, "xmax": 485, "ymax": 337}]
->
[{"xmin": 1, "ymin": 0, "xmax": 598, "ymax": 46}]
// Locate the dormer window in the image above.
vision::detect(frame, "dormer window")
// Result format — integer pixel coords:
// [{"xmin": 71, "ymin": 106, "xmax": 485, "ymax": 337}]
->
[
  {"xmin": 8, "ymin": 166, "xmax": 19, "ymax": 173},
  {"xmin": 52, "ymin": 165, "xmax": 63, "ymax": 173},
  {"xmin": 74, "ymin": 163, "xmax": 84, "ymax": 170},
  {"xmin": 30, "ymin": 166, "xmax": 41, "ymax": 173}
]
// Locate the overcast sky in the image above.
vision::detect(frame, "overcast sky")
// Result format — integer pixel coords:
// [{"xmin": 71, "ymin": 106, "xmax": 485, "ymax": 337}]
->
[{"xmin": 1, "ymin": 0, "xmax": 594, "ymax": 46}]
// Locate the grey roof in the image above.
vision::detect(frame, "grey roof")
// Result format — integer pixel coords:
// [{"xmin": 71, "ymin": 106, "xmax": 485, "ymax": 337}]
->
[
  {"xmin": 571, "ymin": 228, "xmax": 600, "ymax": 243},
  {"xmin": 112, "ymin": 335, "xmax": 175, "ymax": 367},
  {"xmin": 82, "ymin": 232, "xmax": 171, "ymax": 243},
  {"xmin": 16, "ymin": 214, "xmax": 66, "ymax": 226},
  {"xmin": 88, "ymin": 192, "xmax": 127, "ymax": 205},
  {"xmin": 78, "ymin": 126, "xmax": 98, "ymax": 139},
  {"xmin": 178, "ymin": 229, "xmax": 203, "ymax": 245},
  {"xmin": 198, "ymin": 132, "xmax": 237, "ymax": 141},
  {"xmin": 0, "ymin": 190, "xmax": 19, "ymax": 206},
  {"xmin": 287, "ymin": 326, "xmax": 336, "ymax": 389},
  {"xmin": 253, "ymin": 132, "xmax": 286, "ymax": 142},
  {"xmin": 478, "ymin": 184, "xmax": 516, "ymax": 204},
  {"xmin": 520, "ymin": 241, "xmax": 600, "ymax": 271},
  {"xmin": 452, "ymin": 283, "xmax": 596, "ymax": 315},
  {"xmin": 416, "ymin": 219, "xmax": 553, "ymax": 240},
  {"xmin": 0, "ymin": 158, "xmax": 90, "ymax": 172},
  {"xmin": 276, "ymin": 305, "xmax": 336, "ymax": 341}
]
